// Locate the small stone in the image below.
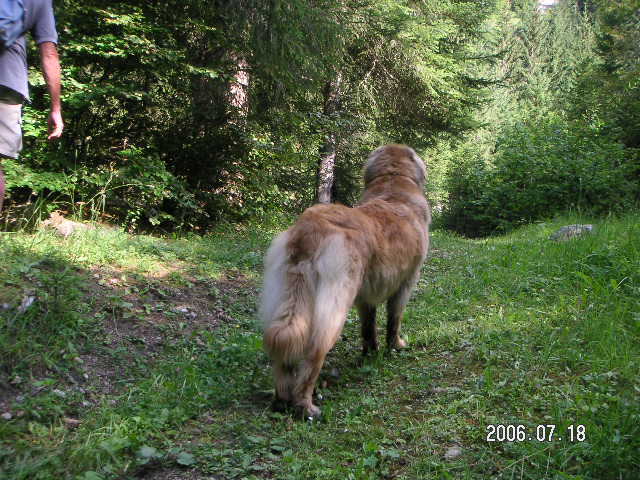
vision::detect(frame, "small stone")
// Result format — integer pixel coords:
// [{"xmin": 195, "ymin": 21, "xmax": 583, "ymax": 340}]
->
[
  {"xmin": 15, "ymin": 395, "xmax": 25, "ymax": 403},
  {"xmin": 52, "ymin": 389, "xmax": 66, "ymax": 398},
  {"xmin": 444, "ymin": 446, "xmax": 463, "ymax": 460},
  {"xmin": 63, "ymin": 417, "xmax": 81, "ymax": 427},
  {"xmin": 329, "ymin": 368, "xmax": 340, "ymax": 379},
  {"xmin": 81, "ymin": 401, "xmax": 92, "ymax": 408},
  {"xmin": 17, "ymin": 295, "xmax": 36, "ymax": 314},
  {"xmin": 1, "ymin": 412, "xmax": 12, "ymax": 420},
  {"xmin": 550, "ymin": 224, "xmax": 593, "ymax": 241},
  {"xmin": 431, "ymin": 387, "xmax": 448, "ymax": 394}
]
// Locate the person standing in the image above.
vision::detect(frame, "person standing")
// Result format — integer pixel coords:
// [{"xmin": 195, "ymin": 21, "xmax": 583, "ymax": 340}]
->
[{"xmin": 0, "ymin": 0, "xmax": 62, "ymax": 213}]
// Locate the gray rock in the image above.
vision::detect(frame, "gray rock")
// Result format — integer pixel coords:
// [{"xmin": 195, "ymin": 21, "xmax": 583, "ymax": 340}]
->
[
  {"xmin": 550, "ymin": 224, "xmax": 593, "ymax": 241},
  {"xmin": 444, "ymin": 446, "xmax": 463, "ymax": 460},
  {"xmin": 17, "ymin": 295, "xmax": 36, "ymax": 314}
]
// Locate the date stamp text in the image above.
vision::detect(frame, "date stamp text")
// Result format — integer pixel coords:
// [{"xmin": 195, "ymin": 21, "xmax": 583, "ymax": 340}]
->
[{"xmin": 486, "ymin": 424, "xmax": 586, "ymax": 442}]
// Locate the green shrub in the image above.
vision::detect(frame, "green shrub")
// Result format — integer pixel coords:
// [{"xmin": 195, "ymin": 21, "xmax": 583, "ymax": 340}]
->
[
  {"xmin": 3, "ymin": 144, "xmax": 204, "ymax": 231},
  {"xmin": 70, "ymin": 147, "xmax": 204, "ymax": 230},
  {"xmin": 443, "ymin": 116, "xmax": 638, "ymax": 236}
]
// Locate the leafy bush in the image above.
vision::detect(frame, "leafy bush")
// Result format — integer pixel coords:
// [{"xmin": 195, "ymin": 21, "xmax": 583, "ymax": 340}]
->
[
  {"xmin": 70, "ymin": 147, "xmax": 204, "ymax": 230},
  {"xmin": 3, "ymin": 143, "xmax": 203, "ymax": 231},
  {"xmin": 443, "ymin": 116, "xmax": 638, "ymax": 236}
]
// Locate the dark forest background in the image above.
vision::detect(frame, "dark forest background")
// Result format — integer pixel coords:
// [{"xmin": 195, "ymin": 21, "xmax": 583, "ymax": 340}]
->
[{"xmin": 2, "ymin": 0, "xmax": 638, "ymax": 235}]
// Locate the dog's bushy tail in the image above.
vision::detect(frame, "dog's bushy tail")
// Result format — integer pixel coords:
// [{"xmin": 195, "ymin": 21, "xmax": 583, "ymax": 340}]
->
[{"xmin": 260, "ymin": 232, "xmax": 312, "ymax": 365}]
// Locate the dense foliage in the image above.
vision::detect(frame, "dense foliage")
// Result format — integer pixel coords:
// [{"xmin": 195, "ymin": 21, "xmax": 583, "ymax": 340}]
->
[
  {"xmin": 438, "ymin": 0, "xmax": 640, "ymax": 236},
  {"xmin": 445, "ymin": 117, "xmax": 634, "ymax": 236},
  {"xmin": 2, "ymin": 0, "xmax": 638, "ymax": 235},
  {"xmin": 2, "ymin": 0, "xmax": 494, "ymax": 231}
]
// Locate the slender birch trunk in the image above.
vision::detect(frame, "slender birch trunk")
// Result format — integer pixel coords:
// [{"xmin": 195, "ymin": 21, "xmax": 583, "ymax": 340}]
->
[{"xmin": 316, "ymin": 73, "xmax": 342, "ymax": 204}]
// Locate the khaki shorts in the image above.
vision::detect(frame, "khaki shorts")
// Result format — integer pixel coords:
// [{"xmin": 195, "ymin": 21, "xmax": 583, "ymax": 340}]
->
[{"xmin": 0, "ymin": 86, "xmax": 23, "ymax": 159}]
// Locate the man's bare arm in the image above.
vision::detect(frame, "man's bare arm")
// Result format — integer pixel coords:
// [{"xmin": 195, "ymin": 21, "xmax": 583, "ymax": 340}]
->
[{"xmin": 39, "ymin": 41, "xmax": 63, "ymax": 139}]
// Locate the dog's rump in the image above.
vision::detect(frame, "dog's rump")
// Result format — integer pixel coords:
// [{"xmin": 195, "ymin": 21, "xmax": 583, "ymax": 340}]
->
[{"xmin": 261, "ymin": 224, "xmax": 359, "ymax": 366}]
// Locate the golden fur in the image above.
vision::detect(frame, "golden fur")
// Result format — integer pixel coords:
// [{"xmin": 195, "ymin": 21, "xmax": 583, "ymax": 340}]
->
[{"xmin": 260, "ymin": 144, "xmax": 431, "ymax": 417}]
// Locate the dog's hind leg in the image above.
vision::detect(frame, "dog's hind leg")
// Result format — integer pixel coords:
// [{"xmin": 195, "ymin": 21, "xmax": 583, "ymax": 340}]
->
[
  {"xmin": 386, "ymin": 292, "xmax": 409, "ymax": 350},
  {"xmin": 386, "ymin": 270, "xmax": 420, "ymax": 350},
  {"xmin": 289, "ymin": 236, "xmax": 359, "ymax": 418},
  {"xmin": 358, "ymin": 303, "xmax": 378, "ymax": 355},
  {"xmin": 293, "ymin": 278, "xmax": 355, "ymax": 416},
  {"xmin": 292, "ymin": 306, "xmax": 349, "ymax": 418},
  {"xmin": 292, "ymin": 347, "xmax": 329, "ymax": 418},
  {"xmin": 272, "ymin": 360, "xmax": 294, "ymax": 405}
]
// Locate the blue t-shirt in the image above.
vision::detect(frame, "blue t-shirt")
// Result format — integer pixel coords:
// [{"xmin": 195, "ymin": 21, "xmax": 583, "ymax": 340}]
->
[{"xmin": 0, "ymin": 0, "xmax": 58, "ymax": 101}]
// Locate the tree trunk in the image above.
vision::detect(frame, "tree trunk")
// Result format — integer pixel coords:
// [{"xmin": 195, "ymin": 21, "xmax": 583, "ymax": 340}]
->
[
  {"xmin": 229, "ymin": 54, "xmax": 250, "ymax": 117},
  {"xmin": 316, "ymin": 73, "xmax": 342, "ymax": 204}
]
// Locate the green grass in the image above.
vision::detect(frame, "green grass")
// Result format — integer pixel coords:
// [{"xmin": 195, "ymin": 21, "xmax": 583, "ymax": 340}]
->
[{"xmin": 0, "ymin": 214, "xmax": 638, "ymax": 479}]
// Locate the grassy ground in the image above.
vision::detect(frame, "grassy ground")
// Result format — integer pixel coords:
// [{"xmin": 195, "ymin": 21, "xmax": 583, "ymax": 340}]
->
[{"xmin": 0, "ymin": 214, "xmax": 638, "ymax": 480}]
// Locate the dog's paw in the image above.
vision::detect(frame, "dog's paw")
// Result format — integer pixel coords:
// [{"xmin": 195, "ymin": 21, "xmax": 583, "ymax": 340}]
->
[
  {"xmin": 306, "ymin": 404, "xmax": 321, "ymax": 420},
  {"xmin": 395, "ymin": 337, "xmax": 407, "ymax": 349},
  {"xmin": 295, "ymin": 402, "xmax": 321, "ymax": 420},
  {"xmin": 387, "ymin": 337, "xmax": 407, "ymax": 351}
]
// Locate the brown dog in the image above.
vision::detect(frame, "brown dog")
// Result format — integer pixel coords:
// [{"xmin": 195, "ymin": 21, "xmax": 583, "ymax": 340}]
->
[{"xmin": 260, "ymin": 144, "xmax": 430, "ymax": 417}]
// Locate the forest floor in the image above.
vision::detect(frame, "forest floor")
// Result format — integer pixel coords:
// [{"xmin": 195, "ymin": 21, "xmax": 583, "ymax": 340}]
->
[{"xmin": 0, "ymin": 214, "xmax": 638, "ymax": 480}]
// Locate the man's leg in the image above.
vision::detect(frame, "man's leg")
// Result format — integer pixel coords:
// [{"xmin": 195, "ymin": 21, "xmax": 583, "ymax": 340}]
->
[
  {"xmin": 0, "ymin": 161, "xmax": 4, "ymax": 213},
  {"xmin": 0, "ymin": 91, "xmax": 23, "ymax": 214}
]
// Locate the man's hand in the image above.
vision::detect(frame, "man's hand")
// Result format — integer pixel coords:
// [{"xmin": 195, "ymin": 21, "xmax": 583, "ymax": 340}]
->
[
  {"xmin": 40, "ymin": 42, "xmax": 63, "ymax": 140},
  {"xmin": 48, "ymin": 110, "xmax": 63, "ymax": 139}
]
